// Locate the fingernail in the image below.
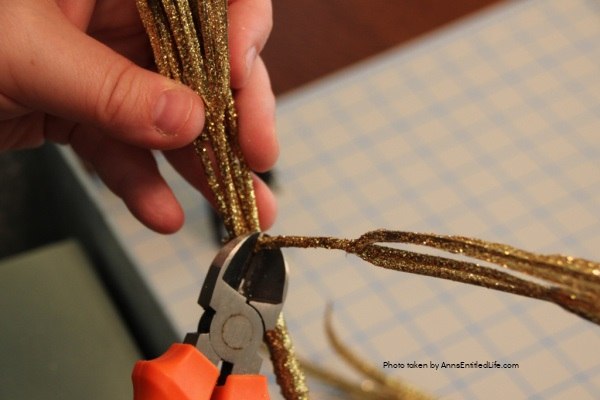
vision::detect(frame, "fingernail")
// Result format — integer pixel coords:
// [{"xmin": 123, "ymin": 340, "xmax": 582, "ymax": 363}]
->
[
  {"xmin": 245, "ymin": 47, "xmax": 257, "ymax": 76},
  {"xmin": 153, "ymin": 88, "xmax": 203, "ymax": 137}
]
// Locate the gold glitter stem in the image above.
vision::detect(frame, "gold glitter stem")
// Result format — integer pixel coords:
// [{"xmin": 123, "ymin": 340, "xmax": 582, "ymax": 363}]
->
[
  {"xmin": 137, "ymin": 1, "xmax": 600, "ymax": 397},
  {"xmin": 258, "ymin": 231, "xmax": 600, "ymax": 326},
  {"xmin": 299, "ymin": 359, "xmax": 397, "ymax": 400},
  {"xmin": 324, "ymin": 305, "xmax": 433, "ymax": 400},
  {"xmin": 136, "ymin": 1, "xmax": 307, "ymax": 398},
  {"xmin": 265, "ymin": 314, "xmax": 310, "ymax": 400}
]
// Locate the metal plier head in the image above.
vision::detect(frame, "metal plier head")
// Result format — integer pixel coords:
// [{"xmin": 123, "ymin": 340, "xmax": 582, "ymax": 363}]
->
[{"xmin": 184, "ymin": 233, "xmax": 288, "ymax": 382}]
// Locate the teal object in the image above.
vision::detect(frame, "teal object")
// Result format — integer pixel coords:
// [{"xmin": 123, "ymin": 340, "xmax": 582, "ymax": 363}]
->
[{"xmin": 0, "ymin": 240, "xmax": 142, "ymax": 399}]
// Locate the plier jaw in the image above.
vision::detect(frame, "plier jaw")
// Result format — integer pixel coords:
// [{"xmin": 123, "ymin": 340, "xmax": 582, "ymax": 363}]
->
[
  {"xmin": 132, "ymin": 233, "xmax": 287, "ymax": 400},
  {"xmin": 185, "ymin": 232, "xmax": 288, "ymax": 382}
]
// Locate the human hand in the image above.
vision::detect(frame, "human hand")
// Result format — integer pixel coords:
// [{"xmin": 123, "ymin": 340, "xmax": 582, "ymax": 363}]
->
[{"xmin": 0, "ymin": 0, "xmax": 277, "ymax": 233}]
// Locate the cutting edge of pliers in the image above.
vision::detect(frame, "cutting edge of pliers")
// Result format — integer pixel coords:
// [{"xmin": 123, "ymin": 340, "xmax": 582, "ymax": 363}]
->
[
  {"xmin": 184, "ymin": 232, "xmax": 288, "ymax": 382},
  {"xmin": 132, "ymin": 232, "xmax": 284, "ymax": 400}
]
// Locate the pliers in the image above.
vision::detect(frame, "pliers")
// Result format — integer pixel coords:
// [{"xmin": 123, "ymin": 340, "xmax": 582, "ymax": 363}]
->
[{"xmin": 132, "ymin": 233, "xmax": 288, "ymax": 400}]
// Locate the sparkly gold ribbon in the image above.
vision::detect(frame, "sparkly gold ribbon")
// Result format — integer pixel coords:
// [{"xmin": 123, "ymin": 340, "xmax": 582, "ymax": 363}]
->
[
  {"xmin": 136, "ymin": 1, "xmax": 308, "ymax": 398},
  {"xmin": 259, "ymin": 230, "xmax": 600, "ymax": 326},
  {"xmin": 135, "ymin": 1, "xmax": 600, "ymax": 399},
  {"xmin": 136, "ymin": 0, "xmax": 259, "ymax": 236},
  {"xmin": 296, "ymin": 305, "xmax": 434, "ymax": 400},
  {"xmin": 261, "ymin": 232, "xmax": 600, "ymax": 398}
]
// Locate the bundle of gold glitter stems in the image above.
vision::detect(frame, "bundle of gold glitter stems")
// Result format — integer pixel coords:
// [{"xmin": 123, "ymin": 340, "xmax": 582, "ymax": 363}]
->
[{"xmin": 136, "ymin": 1, "xmax": 600, "ymax": 399}]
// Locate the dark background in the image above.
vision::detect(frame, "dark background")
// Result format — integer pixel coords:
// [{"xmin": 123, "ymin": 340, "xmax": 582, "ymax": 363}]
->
[{"xmin": 263, "ymin": 0, "xmax": 502, "ymax": 95}]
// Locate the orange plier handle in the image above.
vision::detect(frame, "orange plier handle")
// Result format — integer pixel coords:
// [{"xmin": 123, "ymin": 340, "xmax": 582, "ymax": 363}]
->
[{"xmin": 132, "ymin": 343, "xmax": 269, "ymax": 400}]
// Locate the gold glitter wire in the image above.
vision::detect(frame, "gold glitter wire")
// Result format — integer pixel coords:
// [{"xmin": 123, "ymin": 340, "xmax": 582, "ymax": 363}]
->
[
  {"xmin": 265, "ymin": 315, "xmax": 311, "ymax": 399},
  {"xmin": 136, "ymin": 1, "xmax": 308, "ymax": 398},
  {"xmin": 298, "ymin": 359, "xmax": 395, "ymax": 400},
  {"xmin": 258, "ymin": 230, "xmax": 600, "ymax": 326},
  {"xmin": 137, "ymin": 0, "xmax": 258, "ymax": 236},
  {"xmin": 136, "ymin": 1, "xmax": 600, "ymax": 397},
  {"xmin": 306, "ymin": 305, "xmax": 434, "ymax": 400}
]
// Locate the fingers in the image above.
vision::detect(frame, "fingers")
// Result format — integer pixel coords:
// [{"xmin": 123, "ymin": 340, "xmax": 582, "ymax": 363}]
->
[
  {"xmin": 228, "ymin": 0, "xmax": 273, "ymax": 88},
  {"xmin": 0, "ymin": 112, "xmax": 44, "ymax": 150},
  {"xmin": 235, "ymin": 57, "xmax": 278, "ymax": 172},
  {"xmin": 164, "ymin": 145, "xmax": 277, "ymax": 230},
  {"xmin": 70, "ymin": 126, "xmax": 185, "ymax": 234},
  {"xmin": 0, "ymin": 1, "xmax": 276, "ymax": 234},
  {"xmin": 0, "ymin": 93, "xmax": 31, "ymax": 121},
  {"xmin": 252, "ymin": 172, "xmax": 277, "ymax": 230},
  {"xmin": 0, "ymin": 2, "xmax": 204, "ymax": 151},
  {"xmin": 163, "ymin": 52, "xmax": 278, "ymax": 229}
]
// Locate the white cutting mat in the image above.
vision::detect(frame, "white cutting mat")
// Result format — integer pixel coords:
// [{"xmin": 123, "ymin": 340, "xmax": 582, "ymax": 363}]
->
[{"xmin": 80, "ymin": 0, "xmax": 600, "ymax": 398}]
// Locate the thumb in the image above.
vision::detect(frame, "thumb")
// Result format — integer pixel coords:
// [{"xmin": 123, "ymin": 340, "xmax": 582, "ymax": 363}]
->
[{"xmin": 2, "ymin": 3, "xmax": 204, "ymax": 149}]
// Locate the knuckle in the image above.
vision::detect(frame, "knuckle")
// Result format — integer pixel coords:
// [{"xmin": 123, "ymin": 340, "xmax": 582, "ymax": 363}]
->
[
  {"xmin": 0, "ymin": 94, "xmax": 31, "ymax": 121},
  {"xmin": 0, "ymin": 115, "xmax": 44, "ymax": 151},
  {"xmin": 232, "ymin": 0, "xmax": 272, "ymax": 49},
  {"xmin": 255, "ymin": 1, "xmax": 273, "ymax": 46},
  {"xmin": 95, "ymin": 61, "xmax": 141, "ymax": 129},
  {"xmin": 265, "ymin": 2, "xmax": 273, "ymax": 36}
]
